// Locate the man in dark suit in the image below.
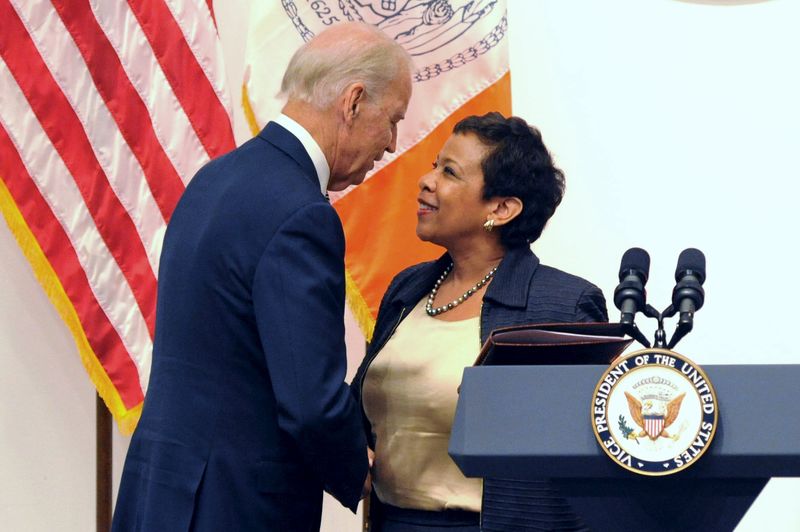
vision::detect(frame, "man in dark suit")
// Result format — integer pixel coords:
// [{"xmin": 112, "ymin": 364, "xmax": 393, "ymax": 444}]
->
[{"xmin": 112, "ymin": 22, "xmax": 412, "ymax": 531}]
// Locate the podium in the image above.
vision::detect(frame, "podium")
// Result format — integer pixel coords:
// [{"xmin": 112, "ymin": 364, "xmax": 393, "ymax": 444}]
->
[{"xmin": 449, "ymin": 364, "xmax": 800, "ymax": 531}]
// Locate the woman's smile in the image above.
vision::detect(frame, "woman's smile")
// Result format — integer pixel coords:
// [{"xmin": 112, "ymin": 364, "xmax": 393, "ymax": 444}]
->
[{"xmin": 417, "ymin": 198, "xmax": 438, "ymax": 216}]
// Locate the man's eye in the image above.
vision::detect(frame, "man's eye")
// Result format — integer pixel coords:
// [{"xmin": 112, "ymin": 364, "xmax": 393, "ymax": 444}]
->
[
  {"xmin": 431, "ymin": 161, "xmax": 438, "ymax": 169},
  {"xmin": 444, "ymin": 166, "xmax": 456, "ymax": 176}
]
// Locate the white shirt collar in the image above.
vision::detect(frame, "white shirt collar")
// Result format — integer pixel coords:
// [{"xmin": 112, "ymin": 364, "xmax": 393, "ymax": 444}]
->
[{"xmin": 273, "ymin": 113, "xmax": 330, "ymax": 195}]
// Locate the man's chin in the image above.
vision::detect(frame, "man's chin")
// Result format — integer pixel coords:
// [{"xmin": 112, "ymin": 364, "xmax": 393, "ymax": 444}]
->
[{"xmin": 330, "ymin": 173, "xmax": 367, "ymax": 192}]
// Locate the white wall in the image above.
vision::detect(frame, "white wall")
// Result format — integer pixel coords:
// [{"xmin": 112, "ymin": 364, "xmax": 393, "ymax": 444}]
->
[
  {"xmin": 1, "ymin": 0, "xmax": 798, "ymax": 530},
  {"xmin": 509, "ymin": 1, "xmax": 800, "ymax": 530},
  {"xmin": 513, "ymin": 0, "xmax": 800, "ymax": 366}
]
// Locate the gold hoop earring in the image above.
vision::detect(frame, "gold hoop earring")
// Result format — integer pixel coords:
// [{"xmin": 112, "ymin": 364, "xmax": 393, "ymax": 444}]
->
[{"xmin": 483, "ymin": 218, "xmax": 495, "ymax": 232}]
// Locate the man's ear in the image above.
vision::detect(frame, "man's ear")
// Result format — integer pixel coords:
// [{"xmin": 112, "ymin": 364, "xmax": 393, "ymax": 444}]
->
[
  {"xmin": 342, "ymin": 82, "xmax": 367, "ymax": 125},
  {"xmin": 489, "ymin": 196, "xmax": 523, "ymax": 227}
]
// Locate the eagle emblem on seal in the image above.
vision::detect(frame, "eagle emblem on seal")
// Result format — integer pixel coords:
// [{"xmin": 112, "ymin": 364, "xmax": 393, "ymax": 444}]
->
[{"xmin": 624, "ymin": 391, "xmax": 686, "ymax": 441}]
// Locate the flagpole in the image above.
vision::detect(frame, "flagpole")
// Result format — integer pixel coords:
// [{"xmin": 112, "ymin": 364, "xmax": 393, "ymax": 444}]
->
[
  {"xmin": 363, "ymin": 337, "xmax": 370, "ymax": 532},
  {"xmin": 96, "ymin": 394, "xmax": 112, "ymax": 532}
]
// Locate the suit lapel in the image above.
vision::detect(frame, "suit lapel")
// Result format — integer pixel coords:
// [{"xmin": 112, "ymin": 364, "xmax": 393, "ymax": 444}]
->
[{"xmin": 259, "ymin": 122, "xmax": 319, "ymax": 189}]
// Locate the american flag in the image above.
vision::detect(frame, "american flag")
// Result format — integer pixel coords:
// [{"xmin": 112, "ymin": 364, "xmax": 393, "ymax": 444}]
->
[{"xmin": 0, "ymin": 0, "xmax": 234, "ymax": 433}]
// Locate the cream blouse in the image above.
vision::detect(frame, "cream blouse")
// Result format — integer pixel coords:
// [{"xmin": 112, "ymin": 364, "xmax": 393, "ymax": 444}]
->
[{"xmin": 362, "ymin": 299, "xmax": 482, "ymax": 512}]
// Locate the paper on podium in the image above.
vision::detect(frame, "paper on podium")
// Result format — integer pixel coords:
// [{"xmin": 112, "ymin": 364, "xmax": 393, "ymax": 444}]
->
[{"xmin": 474, "ymin": 322, "xmax": 633, "ymax": 366}]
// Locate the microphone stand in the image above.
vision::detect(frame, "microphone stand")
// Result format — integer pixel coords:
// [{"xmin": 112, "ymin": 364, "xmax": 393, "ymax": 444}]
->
[
  {"xmin": 620, "ymin": 317, "xmax": 651, "ymax": 348},
  {"xmin": 657, "ymin": 304, "xmax": 692, "ymax": 349},
  {"xmin": 642, "ymin": 304, "xmax": 666, "ymax": 348},
  {"xmin": 619, "ymin": 301, "xmax": 691, "ymax": 350}
]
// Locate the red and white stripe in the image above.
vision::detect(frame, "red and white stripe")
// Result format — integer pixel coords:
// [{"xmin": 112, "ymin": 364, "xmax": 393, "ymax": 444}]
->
[
  {"xmin": 645, "ymin": 416, "xmax": 665, "ymax": 439},
  {"xmin": 0, "ymin": 0, "xmax": 234, "ymax": 414}
]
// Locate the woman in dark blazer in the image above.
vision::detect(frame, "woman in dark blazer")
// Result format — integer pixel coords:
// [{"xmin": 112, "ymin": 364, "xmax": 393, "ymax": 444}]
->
[{"xmin": 352, "ymin": 112, "xmax": 608, "ymax": 531}]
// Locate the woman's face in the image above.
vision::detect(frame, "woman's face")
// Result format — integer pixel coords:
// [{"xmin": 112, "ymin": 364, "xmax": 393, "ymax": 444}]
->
[{"xmin": 416, "ymin": 132, "xmax": 494, "ymax": 248}]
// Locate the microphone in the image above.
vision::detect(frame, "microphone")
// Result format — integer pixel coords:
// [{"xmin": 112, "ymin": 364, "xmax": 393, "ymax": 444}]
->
[
  {"xmin": 673, "ymin": 248, "xmax": 706, "ymax": 318},
  {"xmin": 667, "ymin": 248, "xmax": 706, "ymax": 348},
  {"xmin": 613, "ymin": 248, "xmax": 651, "ymax": 347},
  {"xmin": 614, "ymin": 248, "xmax": 650, "ymax": 325}
]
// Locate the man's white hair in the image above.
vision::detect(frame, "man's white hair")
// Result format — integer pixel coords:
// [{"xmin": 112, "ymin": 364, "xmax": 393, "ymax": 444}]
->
[{"xmin": 280, "ymin": 23, "xmax": 413, "ymax": 108}]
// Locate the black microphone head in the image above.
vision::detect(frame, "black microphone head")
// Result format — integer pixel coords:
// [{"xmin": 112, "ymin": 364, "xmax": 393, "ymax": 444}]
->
[
  {"xmin": 619, "ymin": 247, "xmax": 650, "ymax": 282},
  {"xmin": 675, "ymin": 248, "xmax": 706, "ymax": 284}
]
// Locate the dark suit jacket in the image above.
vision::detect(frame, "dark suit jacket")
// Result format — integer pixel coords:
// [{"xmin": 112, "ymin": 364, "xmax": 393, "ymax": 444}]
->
[
  {"xmin": 351, "ymin": 246, "xmax": 608, "ymax": 531},
  {"xmin": 113, "ymin": 123, "xmax": 368, "ymax": 532}
]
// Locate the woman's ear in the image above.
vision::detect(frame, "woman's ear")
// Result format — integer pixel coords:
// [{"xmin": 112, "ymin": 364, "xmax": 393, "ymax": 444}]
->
[{"xmin": 490, "ymin": 197, "xmax": 523, "ymax": 227}]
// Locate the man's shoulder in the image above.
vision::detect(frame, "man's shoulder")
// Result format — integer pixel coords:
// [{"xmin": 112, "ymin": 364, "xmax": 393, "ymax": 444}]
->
[
  {"xmin": 205, "ymin": 135, "xmax": 303, "ymax": 176},
  {"xmin": 195, "ymin": 135, "xmax": 321, "ymax": 202},
  {"xmin": 167, "ymin": 135, "xmax": 329, "ymax": 257}
]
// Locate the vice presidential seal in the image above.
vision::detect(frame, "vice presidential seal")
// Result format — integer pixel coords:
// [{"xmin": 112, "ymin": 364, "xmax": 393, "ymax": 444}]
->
[{"xmin": 591, "ymin": 348, "xmax": 718, "ymax": 476}]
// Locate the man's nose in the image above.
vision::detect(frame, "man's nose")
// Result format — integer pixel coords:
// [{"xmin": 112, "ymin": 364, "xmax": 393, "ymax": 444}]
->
[{"xmin": 386, "ymin": 127, "xmax": 398, "ymax": 154}]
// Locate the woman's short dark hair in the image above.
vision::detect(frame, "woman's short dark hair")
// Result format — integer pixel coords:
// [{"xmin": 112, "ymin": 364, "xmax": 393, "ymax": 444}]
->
[{"xmin": 453, "ymin": 112, "xmax": 565, "ymax": 248}]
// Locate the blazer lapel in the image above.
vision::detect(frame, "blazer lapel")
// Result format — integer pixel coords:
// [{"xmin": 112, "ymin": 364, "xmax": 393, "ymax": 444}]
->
[
  {"xmin": 259, "ymin": 122, "xmax": 319, "ymax": 189},
  {"xmin": 387, "ymin": 247, "xmax": 540, "ymax": 310},
  {"xmin": 392, "ymin": 254, "xmax": 451, "ymax": 308}
]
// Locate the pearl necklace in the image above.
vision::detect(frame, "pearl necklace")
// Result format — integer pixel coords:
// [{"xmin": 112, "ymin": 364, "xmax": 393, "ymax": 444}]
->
[{"xmin": 425, "ymin": 263, "xmax": 498, "ymax": 317}]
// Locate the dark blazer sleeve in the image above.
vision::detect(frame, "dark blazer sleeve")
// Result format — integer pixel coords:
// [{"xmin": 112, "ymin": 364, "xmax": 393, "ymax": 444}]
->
[
  {"xmin": 575, "ymin": 284, "xmax": 609, "ymax": 323},
  {"xmin": 252, "ymin": 202, "xmax": 368, "ymax": 512}
]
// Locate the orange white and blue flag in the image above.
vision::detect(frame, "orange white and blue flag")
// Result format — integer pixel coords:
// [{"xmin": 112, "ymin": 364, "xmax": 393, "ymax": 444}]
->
[{"xmin": 243, "ymin": 0, "xmax": 511, "ymax": 340}]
